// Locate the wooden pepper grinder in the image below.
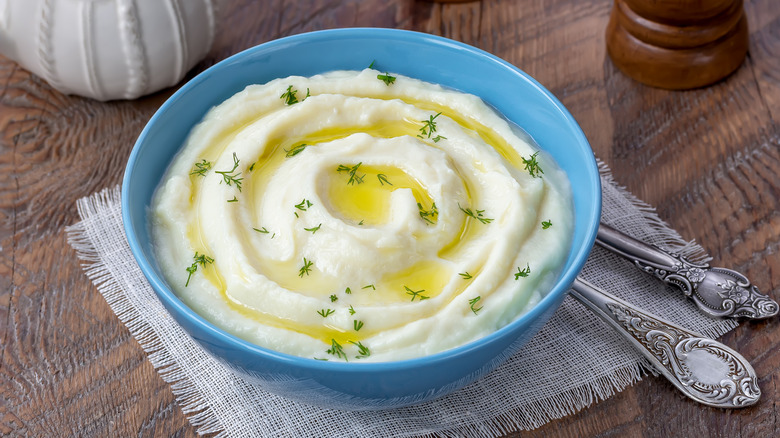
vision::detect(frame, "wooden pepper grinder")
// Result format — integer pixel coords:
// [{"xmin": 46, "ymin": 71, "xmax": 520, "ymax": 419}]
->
[{"xmin": 606, "ymin": 0, "xmax": 749, "ymax": 90}]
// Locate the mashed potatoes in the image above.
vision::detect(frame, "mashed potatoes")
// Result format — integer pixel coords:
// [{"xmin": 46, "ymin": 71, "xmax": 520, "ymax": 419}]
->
[{"xmin": 151, "ymin": 69, "xmax": 573, "ymax": 362}]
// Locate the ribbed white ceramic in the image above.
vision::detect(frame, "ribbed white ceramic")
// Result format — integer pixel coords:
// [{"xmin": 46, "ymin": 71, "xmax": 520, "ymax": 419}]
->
[{"xmin": 0, "ymin": 0, "xmax": 216, "ymax": 101}]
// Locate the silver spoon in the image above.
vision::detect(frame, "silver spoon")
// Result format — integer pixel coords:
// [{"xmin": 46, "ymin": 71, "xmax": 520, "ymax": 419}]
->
[
  {"xmin": 571, "ymin": 277, "xmax": 761, "ymax": 408},
  {"xmin": 596, "ymin": 223, "xmax": 779, "ymax": 319}
]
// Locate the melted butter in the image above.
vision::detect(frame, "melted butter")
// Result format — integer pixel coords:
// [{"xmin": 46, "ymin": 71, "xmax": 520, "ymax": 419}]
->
[
  {"xmin": 223, "ymin": 291, "xmax": 359, "ymax": 347},
  {"xmin": 222, "ymin": 272, "xmax": 361, "ymax": 347},
  {"xmin": 253, "ymin": 257, "xmax": 340, "ymax": 298},
  {"xmin": 247, "ymin": 120, "xmax": 423, "ymax": 222},
  {"xmin": 186, "ymin": 218, "xmax": 353, "ymax": 345},
  {"xmin": 378, "ymin": 96, "xmax": 527, "ymax": 171},
  {"xmin": 438, "ymin": 214, "xmax": 489, "ymax": 259},
  {"xmin": 187, "ymin": 222, "xmax": 362, "ymax": 345},
  {"xmin": 327, "ymin": 165, "xmax": 434, "ymax": 225},
  {"xmin": 187, "ymin": 115, "xmax": 262, "ymax": 190},
  {"xmin": 201, "ymin": 260, "xmax": 226, "ymax": 292},
  {"xmin": 374, "ymin": 259, "xmax": 452, "ymax": 304},
  {"xmin": 328, "ymin": 178, "xmax": 390, "ymax": 225},
  {"xmin": 261, "ymin": 119, "xmax": 420, "ymax": 162},
  {"xmin": 186, "ymin": 223, "xmax": 226, "ymax": 290}
]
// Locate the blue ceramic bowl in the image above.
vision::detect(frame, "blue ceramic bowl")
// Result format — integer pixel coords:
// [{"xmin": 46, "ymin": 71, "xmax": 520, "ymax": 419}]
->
[{"xmin": 122, "ymin": 28, "xmax": 601, "ymax": 410}]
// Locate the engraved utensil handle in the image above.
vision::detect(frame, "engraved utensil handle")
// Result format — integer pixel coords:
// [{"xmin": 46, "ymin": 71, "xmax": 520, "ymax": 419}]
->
[
  {"xmin": 570, "ymin": 277, "xmax": 761, "ymax": 408},
  {"xmin": 596, "ymin": 223, "xmax": 779, "ymax": 319}
]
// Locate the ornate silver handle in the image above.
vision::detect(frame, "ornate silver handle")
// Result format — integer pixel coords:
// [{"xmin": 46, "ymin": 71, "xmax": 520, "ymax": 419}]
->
[
  {"xmin": 596, "ymin": 223, "xmax": 779, "ymax": 319},
  {"xmin": 571, "ymin": 277, "xmax": 761, "ymax": 408}
]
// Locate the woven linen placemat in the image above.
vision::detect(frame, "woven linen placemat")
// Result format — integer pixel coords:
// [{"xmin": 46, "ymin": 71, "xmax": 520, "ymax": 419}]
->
[{"xmin": 66, "ymin": 165, "xmax": 738, "ymax": 437}]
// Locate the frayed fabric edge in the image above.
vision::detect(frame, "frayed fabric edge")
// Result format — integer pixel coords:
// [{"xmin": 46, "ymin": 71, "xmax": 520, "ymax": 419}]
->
[{"xmin": 65, "ymin": 186, "xmax": 227, "ymax": 437}]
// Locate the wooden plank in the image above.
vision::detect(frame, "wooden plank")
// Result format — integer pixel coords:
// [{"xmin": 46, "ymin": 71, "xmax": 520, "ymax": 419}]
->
[{"xmin": 1, "ymin": 0, "xmax": 778, "ymax": 436}]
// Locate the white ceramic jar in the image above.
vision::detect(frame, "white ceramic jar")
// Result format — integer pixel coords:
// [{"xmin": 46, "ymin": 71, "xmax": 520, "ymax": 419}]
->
[{"xmin": 0, "ymin": 0, "xmax": 216, "ymax": 101}]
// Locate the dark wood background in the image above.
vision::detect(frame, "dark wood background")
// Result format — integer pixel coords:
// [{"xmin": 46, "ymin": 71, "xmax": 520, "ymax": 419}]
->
[{"xmin": 2, "ymin": 0, "xmax": 779, "ymax": 436}]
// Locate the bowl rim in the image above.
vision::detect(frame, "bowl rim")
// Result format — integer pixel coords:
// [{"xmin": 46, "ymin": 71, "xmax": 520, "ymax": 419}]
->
[{"xmin": 122, "ymin": 27, "xmax": 601, "ymax": 372}]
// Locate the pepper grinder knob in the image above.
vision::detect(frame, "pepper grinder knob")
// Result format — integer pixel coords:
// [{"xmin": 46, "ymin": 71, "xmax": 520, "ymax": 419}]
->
[{"xmin": 606, "ymin": 0, "xmax": 749, "ymax": 90}]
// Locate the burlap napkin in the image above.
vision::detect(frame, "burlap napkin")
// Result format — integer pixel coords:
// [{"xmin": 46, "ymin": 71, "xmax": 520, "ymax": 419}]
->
[{"xmin": 66, "ymin": 164, "xmax": 737, "ymax": 437}]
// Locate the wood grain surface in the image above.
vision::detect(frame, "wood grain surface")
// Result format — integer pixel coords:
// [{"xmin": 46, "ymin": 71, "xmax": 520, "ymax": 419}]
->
[{"xmin": 2, "ymin": 0, "xmax": 779, "ymax": 436}]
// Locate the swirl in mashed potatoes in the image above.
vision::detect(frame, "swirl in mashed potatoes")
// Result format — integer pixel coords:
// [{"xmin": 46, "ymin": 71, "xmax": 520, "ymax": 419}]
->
[{"xmin": 151, "ymin": 69, "xmax": 573, "ymax": 362}]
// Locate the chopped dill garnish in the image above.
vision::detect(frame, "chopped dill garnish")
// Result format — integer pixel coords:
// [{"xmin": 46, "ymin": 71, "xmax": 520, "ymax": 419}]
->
[
  {"xmin": 377, "ymin": 72, "xmax": 396, "ymax": 86},
  {"xmin": 458, "ymin": 204, "xmax": 493, "ymax": 224},
  {"xmin": 542, "ymin": 220, "xmax": 552, "ymax": 229},
  {"xmin": 227, "ymin": 196, "xmax": 238, "ymax": 203},
  {"xmin": 326, "ymin": 339, "xmax": 347, "ymax": 360},
  {"xmin": 459, "ymin": 272, "xmax": 473, "ymax": 280},
  {"xmin": 521, "ymin": 151, "xmax": 544, "ymax": 178},
  {"xmin": 215, "ymin": 152, "xmax": 243, "ymax": 191},
  {"xmin": 362, "ymin": 284, "xmax": 376, "ymax": 290},
  {"xmin": 330, "ymin": 294, "xmax": 338, "ymax": 302},
  {"xmin": 285, "ymin": 144, "xmax": 307, "ymax": 157},
  {"xmin": 514, "ymin": 263, "xmax": 531, "ymax": 280},
  {"xmin": 304, "ymin": 223, "xmax": 322, "ymax": 234},
  {"xmin": 299, "ymin": 257, "xmax": 314, "ymax": 277},
  {"xmin": 190, "ymin": 159, "xmax": 212, "ymax": 177},
  {"xmin": 348, "ymin": 305, "xmax": 356, "ymax": 315},
  {"xmin": 469, "ymin": 296, "xmax": 483, "ymax": 315},
  {"xmin": 404, "ymin": 286, "xmax": 430, "ymax": 302},
  {"xmin": 280, "ymin": 85, "xmax": 299, "ymax": 105},
  {"xmin": 295, "ymin": 199, "xmax": 313, "ymax": 211},
  {"xmin": 353, "ymin": 320, "xmax": 364, "ymax": 331},
  {"xmin": 350, "ymin": 341, "xmax": 370, "ymax": 359},
  {"xmin": 417, "ymin": 112, "xmax": 442, "ymax": 139},
  {"xmin": 253, "ymin": 227, "xmax": 269, "ymax": 234},
  {"xmin": 377, "ymin": 173, "xmax": 392, "ymax": 186},
  {"xmin": 337, "ymin": 162, "xmax": 365, "ymax": 185},
  {"xmin": 185, "ymin": 252, "xmax": 214, "ymax": 287},
  {"xmin": 317, "ymin": 308, "xmax": 335, "ymax": 318},
  {"xmin": 417, "ymin": 202, "xmax": 438, "ymax": 224}
]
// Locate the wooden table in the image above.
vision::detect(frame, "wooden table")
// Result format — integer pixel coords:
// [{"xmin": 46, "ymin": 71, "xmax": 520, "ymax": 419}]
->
[{"xmin": 2, "ymin": 0, "xmax": 779, "ymax": 436}]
